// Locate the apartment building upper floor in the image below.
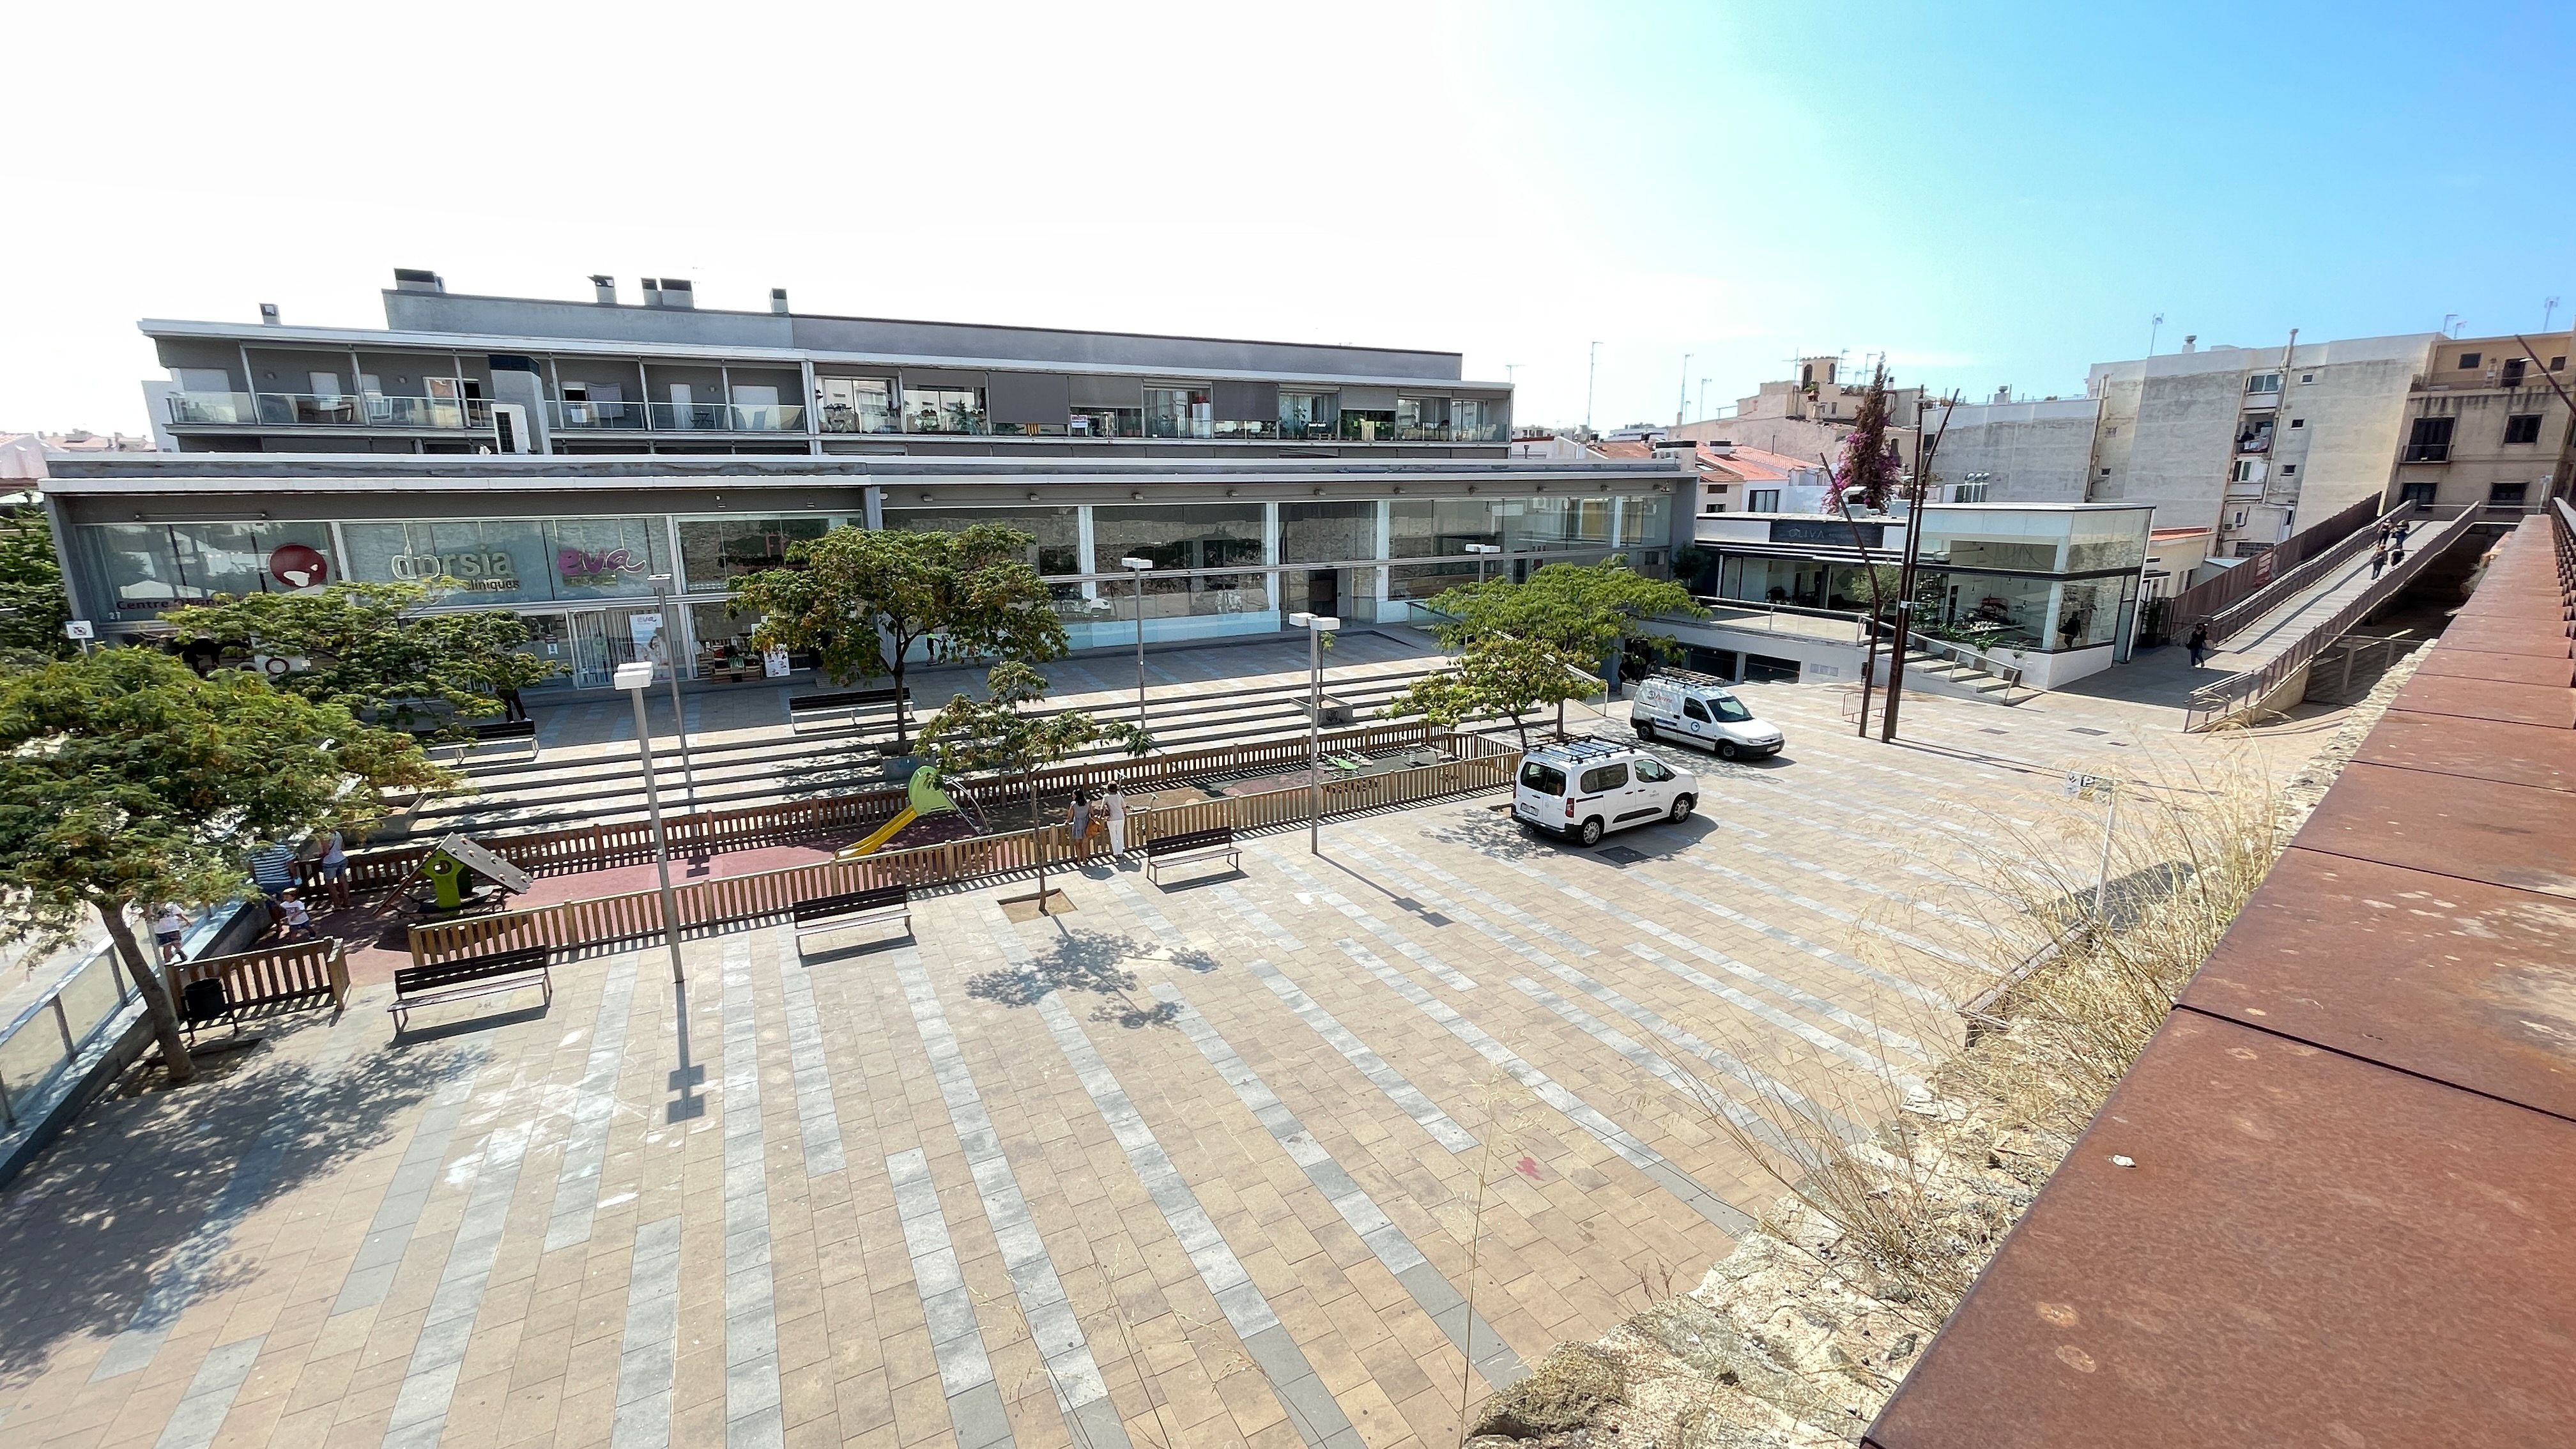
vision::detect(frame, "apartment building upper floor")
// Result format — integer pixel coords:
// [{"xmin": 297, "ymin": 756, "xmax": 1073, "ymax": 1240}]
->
[{"xmin": 139, "ymin": 270, "xmax": 1514, "ymax": 459}]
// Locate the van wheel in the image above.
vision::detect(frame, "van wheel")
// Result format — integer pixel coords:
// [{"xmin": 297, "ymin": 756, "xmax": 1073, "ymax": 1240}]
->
[
  {"xmin": 1716, "ymin": 740, "xmax": 1742, "ymax": 762},
  {"xmin": 1635, "ymin": 720, "xmax": 1656, "ymax": 742},
  {"xmin": 1669, "ymin": 793, "xmax": 1694, "ymax": 823},
  {"xmin": 1577, "ymin": 817, "xmax": 1605, "ymax": 847}
]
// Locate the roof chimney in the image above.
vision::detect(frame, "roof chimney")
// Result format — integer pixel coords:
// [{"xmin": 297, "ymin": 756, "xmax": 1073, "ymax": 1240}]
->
[
  {"xmin": 590, "ymin": 274, "xmax": 617, "ymax": 305},
  {"xmin": 258, "ymin": 302, "xmax": 280, "ymax": 326},
  {"xmin": 392, "ymin": 268, "xmax": 444, "ymax": 294},
  {"xmin": 656, "ymin": 279, "xmax": 694, "ymax": 310},
  {"xmin": 640, "ymin": 277, "xmax": 662, "ymax": 307},
  {"xmin": 770, "ymin": 287, "xmax": 789, "ymax": 316}
]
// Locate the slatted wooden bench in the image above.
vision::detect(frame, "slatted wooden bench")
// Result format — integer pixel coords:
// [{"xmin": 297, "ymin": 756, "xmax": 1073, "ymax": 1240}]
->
[
  {"xmin": 787, "ymin": 687, "xmax": 909, "ymax": 733},
  {"xmin": 415, "ymin": 717, "xmax": 540, "ymax": 763},
  {"xmin": 792, "ymin": 885, "xmax": 912, "ymax": 954},
  {"xmin": 390, "ymin": 946, "xmax": 552, "ymax": 1032},
  {"xmin": 1144, "ymin": 826, "xmax": 1240, "ymax": 886}
]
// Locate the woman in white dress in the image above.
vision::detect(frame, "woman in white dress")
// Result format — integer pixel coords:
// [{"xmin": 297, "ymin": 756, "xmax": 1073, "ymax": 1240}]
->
[{"xmin": 1102, "ymin": 782, "xmax": 1128, "ymax": 858}]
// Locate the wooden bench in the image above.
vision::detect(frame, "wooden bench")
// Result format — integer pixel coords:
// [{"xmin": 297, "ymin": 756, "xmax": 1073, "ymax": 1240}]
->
[
  {"xmin": 792, "ymin": 885, "xmax": 912, "ymax": 954},
  {"xmin": 1144, "ymin": 826, "xmax": 1240, "ymax": 886},
  {"xmin": 415, "ymin": 717, "xmax": 540, "ymax": 763},
  {"xmin": 787, "ymin": 687, "xmax": 908, "ymax": 733},
  {"xmin": 390, "ymin": 946, "xmax": 552, "ymax": 1031}
]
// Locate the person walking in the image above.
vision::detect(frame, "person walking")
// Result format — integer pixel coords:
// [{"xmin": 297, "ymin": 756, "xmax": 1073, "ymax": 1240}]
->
[
  {"xmin": 316, "ymin": 829, "xmax": 350, "ymax": 910},
  {"xmin": 275, "ymin": 889, "xmax": 316, "ymax": 942},
  {"xmin": 2186, "ymin": 618, "xmax": 2211, "ymax": 668},
  {"xmin": 2370, "ymin": 540, "xmax": 2389, "ymax": 579},
  {"xmin": 1068, "ymin": 788, "xmax": 1096, "ymax": 864},
  {"xmin": 153, "ymin": 902, "xmax": 190, "ymax": 964},
  {"xmin": 1102, "ymin": 781, "xmax": 1128, "ymax": 860},
  {"xmin": 249, "ymin": 840, "xmax": 297, "ymax": 900},
  {"xmin": 2395, "ymin": 518, "xmax": 2414, "ymax": 548},
  {"xmin": 500, "ymin": 684, "xmax": 530, "ymax": 723}
]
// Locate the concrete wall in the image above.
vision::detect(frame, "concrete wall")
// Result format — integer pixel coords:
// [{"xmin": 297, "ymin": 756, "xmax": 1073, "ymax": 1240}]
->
[
  {"xmin": 1921, "ymin": 397, "xmax": 2098, "ymax": 503},
  {"xmin": 2274, "ymin": 355, "xmax": 2421, "ymax": 525}
]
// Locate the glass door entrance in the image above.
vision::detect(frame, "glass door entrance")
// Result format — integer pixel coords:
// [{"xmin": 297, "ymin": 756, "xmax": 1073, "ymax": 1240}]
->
[{"xmin": 567, "ymin": 610, "xmax": 613, "ymax": 688}]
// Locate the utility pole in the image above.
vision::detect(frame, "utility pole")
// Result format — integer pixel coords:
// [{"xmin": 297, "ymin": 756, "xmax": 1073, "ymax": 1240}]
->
[
  {"xmin": 2546, "ymin": 298, "xmax": 2561, "ymax": 332},
  {"xmin": 1878, "ymin": 391, "xmax": 1961, "ymax": 742},
  {"xmin": 2148, "ymin": 312, "xmax": 2164, "ymax": 356},
  {"xmin": 1698, "ymin": 377, "xmax": 1710, "ymax": 424},
  {"xmin": 1675, "ymin": 353, "xmax": 1691, "ymax": 427},
  {"xmin": 1584, "ymin": 341, "xmax": 1600, "ymax": 437}
]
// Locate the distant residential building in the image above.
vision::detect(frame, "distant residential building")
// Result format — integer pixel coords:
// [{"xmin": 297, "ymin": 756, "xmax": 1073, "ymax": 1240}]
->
[
  {"xmin": 2390, "ymin": 332, "xmax": 2576, "ymax": 514},
  {"xmin": 1917, "ymin": 396, "xmax": 2100, "ymax": 506},
  {"xmin": 1675, "ymin": 355, "xmax": 1926, "ymax": 475}
]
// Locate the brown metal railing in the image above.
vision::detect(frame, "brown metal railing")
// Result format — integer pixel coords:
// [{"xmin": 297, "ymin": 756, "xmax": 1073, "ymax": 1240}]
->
[
  {"xmin": 2165, "ymin": 493, "xmax": 2387, "ymax": 640},
  {"xmin": 403, "ymin": 733, "xmax": 1519, "ymax": 966}
]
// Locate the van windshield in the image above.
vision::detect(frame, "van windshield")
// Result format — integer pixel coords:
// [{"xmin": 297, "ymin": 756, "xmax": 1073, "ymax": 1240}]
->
[
  {"xmin": 1519, "ymin": 761, "xmax": 1567, "ymax": 795},
  {"xmin": 1708, "ymin": 695, "xmax": 1754, "ymax": 723}
]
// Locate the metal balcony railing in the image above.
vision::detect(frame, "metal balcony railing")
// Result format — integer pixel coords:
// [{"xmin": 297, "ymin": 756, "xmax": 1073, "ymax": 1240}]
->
[{"xmin": 167, "ymin": 392, "xmax": 492, "ymax": 429}]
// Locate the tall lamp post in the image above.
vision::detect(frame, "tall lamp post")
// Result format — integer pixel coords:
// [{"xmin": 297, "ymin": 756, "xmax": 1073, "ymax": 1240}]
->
[
  {"xmin": 1120, "ymin": 555, "xmax": 1156, "ymax": 743},
  {"xmin": 1464, "ymin": 542, "xmax": 1501, "ymax": 585},
  {"xmin": 648, "ymin": 573, "xmax": 698, "ymax": 809},
  {"xmin": 1289, "ymin": 610, "xmax": 1339, "ymax": 855},
  {"xmin": 615, "ymin": 661, "xmax": 687, "ymax": 985}
]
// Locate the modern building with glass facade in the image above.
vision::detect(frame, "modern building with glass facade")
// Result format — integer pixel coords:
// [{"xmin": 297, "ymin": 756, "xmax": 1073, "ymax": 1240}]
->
[
  {"xmin": 137, "ymin": 270, "xmax": 1516, "ymax": 460},
  {"xmin": 1687, "ymin": 502, "xmax": 2155, "ymax": 689},
  {"xmin": 42, "ymin": 454, "xmax": 1688, "ymax": 691}
]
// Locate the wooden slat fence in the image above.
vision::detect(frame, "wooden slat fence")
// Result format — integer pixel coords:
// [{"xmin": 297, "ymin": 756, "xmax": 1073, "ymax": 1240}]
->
[
  {"xmin": 406, "ymin": 734, "xmax": 1521, "ymax": 966},
  {"xmin": 167, "ymin": 939, "xmax": 349, "ymax": 1013},
  {"xmin": 341, "ymin": 720, "xmax": 1452, "ymax": 889}
]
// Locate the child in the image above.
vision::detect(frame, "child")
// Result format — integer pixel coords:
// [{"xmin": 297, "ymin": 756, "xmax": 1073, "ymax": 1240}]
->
[{"xmin": 277, "ymin": 889, "xmax": 317, "ymax": 942}]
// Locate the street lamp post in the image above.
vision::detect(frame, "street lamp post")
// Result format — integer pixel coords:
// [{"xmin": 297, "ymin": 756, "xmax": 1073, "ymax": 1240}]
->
[
  {"xmin": 615, "ymin": 661, "xmax": 687, "ymax": 985},
  {"xmin": 1464, "ymin": 542, "xmax": 1501, "ymax": 586},
  {"xmin": 1289, "ymin": 611, "xmax": 1339, "ymax": 855},
  {"xmin": 1120, "ymin": 556, "xmax": 1156, "ymax": 744},
  {"xmin": 648, "ymin": 574, "xmax": 698, "ymax": 809}
]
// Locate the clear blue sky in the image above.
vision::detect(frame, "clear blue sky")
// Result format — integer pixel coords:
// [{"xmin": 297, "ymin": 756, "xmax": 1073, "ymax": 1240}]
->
[{"xmin": 4, "ymin": 1, "xmax": 2569, "ymax": 434}]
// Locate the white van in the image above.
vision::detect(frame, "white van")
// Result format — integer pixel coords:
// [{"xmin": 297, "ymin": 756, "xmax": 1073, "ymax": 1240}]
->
[
  {"xmin": 1630, "ymin": 675, "xmax": 1786, "ymax": 760},
  {"xmin": 1512, "ymin": 739, "xmax": 1698, "ymax": 847}
]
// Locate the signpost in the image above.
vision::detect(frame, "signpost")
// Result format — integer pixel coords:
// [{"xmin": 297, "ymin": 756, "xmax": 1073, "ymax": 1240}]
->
[{"xmin": 2065, "ymin": 770, "xmax": 2120, "ymax": 920}]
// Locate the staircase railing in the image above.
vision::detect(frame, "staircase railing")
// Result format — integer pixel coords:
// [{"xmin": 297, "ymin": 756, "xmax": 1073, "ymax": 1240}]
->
[
  {"xmin": 1867, "ymin": 619, "xmax": 2030, "ymax": 701},
  {"xmin": 2184, "ymin": 509, "xmax": 2478, "ymax": 730},
  {"xmin": 2205, "ymin": 501, "xmax": 2443, "ymax": 644},
  {"xmin": 2166, "ymin": 493, "xmax": 2385, "ymax": 640}
]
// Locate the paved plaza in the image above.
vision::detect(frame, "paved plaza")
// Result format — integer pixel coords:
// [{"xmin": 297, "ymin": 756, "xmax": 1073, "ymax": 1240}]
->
[{"xmin": 0, "ymin": 680, "xmax": 2335, "ymax": 1449}]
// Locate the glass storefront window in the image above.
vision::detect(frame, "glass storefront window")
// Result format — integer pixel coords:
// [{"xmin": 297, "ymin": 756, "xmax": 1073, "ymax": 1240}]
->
[
  {"xmin": 1506, "ymin": 496, "xmax": 1613, "ymax": 552},
  {"xmin": 1388, "ymin": 498, "xmax": 1501, "ymax": 599},
  {"xmin": 1145, "ymin": 388, "xmax": 1212, "ymax": 439},
  {"xmin": 818, "ymin": 378, "xmax": 895, "ymax": 433},
  {"xmin": 1090, "ymin": 503, "xmax": 1269, "ymax": 622},
  {"xmin": 2053, "ymin": 577, "xmax": 2125, "ymax": 650},
  {"xmin": 547, "ymin": 518, "xmax": 672, "ymax": 601},
  {"xmin": 1919, "ymin": 570, "xmax": 2054, "ymax": 650},
  {"xmin": 1280, "ymin": 502, "xmax": 1375, "ymax": 565},
  {"xmin": 677, "ymin": 517, "xmax": 839, "ymax": 590},
  {"xmin": 880, "ymin": 505, "xmax": 1082, "ymax": 577},
  {"xmin": 2064, "ymin": 536, "xmax": 2148, "ymax": 572},
  {"xmin": 903, "ymin": 387, "xmax": 986, "ymax": 434},
  {"xmin": 343, "ymin": 519, "xmax": 549, "ymax": 605},
  {"xmin": 79, "ymin": 521, "xmax": 337, "ymax": 619}
]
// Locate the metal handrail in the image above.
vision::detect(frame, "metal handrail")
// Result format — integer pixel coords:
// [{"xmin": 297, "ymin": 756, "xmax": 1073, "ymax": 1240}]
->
[
  {"xmin": 2184, "ymin": 509, "xmax": 2478, "ymax": 730},
  {"xmin": 2166, "ymin": 493, "xmax": 2384, "ymax": 636},
  {"xmin": 2205, "ymin": 501, "xmax": 2422, "ymax": 643},
  {"xmin": 0, "ymin": 942, "xmax": 129, "ymax": 1128}
]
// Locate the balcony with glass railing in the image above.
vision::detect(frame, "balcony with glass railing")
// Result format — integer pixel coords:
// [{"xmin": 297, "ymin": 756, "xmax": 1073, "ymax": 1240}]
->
[
  {"xmin": 550, "ymin": 401, "xmax": 807, "ymax": 431},
  {"xmin": 166, "ymin": 392, "xmax": 493, "ymax": 428}
]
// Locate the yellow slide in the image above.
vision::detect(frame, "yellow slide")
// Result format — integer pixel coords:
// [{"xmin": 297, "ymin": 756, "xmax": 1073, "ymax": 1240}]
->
[{"xmin": 837, "ymin": 808, "xmax": 916, "ymax": 860}]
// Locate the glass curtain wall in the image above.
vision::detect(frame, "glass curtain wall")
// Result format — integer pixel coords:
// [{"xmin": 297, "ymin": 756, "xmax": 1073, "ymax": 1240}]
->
[
  {"xmin": 1087, "ymin": 503, "xmax": 1269, "ymax": 645},
  {"xmin": 78, "ymin": 521, "xmax": 337, "ymax": 619}
]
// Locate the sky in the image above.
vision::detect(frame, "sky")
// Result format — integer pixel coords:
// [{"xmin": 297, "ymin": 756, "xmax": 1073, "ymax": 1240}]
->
[{"xmin": 6, "ymin": 0, "xmax": 2572, "ymax": 436}]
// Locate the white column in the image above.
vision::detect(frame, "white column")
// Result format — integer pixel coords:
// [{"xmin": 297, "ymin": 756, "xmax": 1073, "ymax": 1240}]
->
[{"xmin": 1077, "ymin": 506, "xmax": 1099, "ymax": 602}]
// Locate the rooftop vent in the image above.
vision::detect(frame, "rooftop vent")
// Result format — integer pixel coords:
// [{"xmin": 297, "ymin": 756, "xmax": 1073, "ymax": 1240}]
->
[
  {"xmin": 770, "ymin": 287, "xmax": 789, "ymax": 316},
  {"xmin": 392, "ymin": 268, "xmax": 444, "ymax": 294},
  {"xmin": 640, "ymin": 278, "xmax": 661, "ymax": 307},
  {"xmin": 258, "ymin": 302, "xmax": 280, "ymax": 326},
  {"xmin": 655, "ymin": 279, "xmax": 694, "ymax": 310},
  {"xmin": 590, "ymin": 274, "xmax": 616, "ymax": 305}
]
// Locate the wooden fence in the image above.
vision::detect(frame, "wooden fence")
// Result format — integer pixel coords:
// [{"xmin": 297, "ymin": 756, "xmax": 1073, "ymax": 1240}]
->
[
  {"xmin": 336, "ymin": 719, "xmax": 1454, "ymax": 891},
  {"xmin": 405, "ymin": 733, "xmax": 1520, "ymax": 966},
  {"xmin": 168, "ymin": 939, "xmax": 349, "ymax": 1014}
]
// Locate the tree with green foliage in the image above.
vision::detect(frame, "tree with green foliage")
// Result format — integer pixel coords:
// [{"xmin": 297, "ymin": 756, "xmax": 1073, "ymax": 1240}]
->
[
  {"xmin": 160, "ymin": 579, "xmax": 555, "ymax": 734},
  {"xmin": 919, "ymin": 661, "xmax": 1144, "ymax": 915},
  {"xmin": 1394, "ymin": 556, "xmax": 1703, "ymax": 742},
  {"xmin": 730, "ymin": 524, "xmax": 1068, "ymax": 752},
  {"xmin": 0, "ymin": 648, "xmax": 449, "ymax": 1082},
  {"xmin": 0, "ymin": 508, "xmax": 74, "ymax": 659}
]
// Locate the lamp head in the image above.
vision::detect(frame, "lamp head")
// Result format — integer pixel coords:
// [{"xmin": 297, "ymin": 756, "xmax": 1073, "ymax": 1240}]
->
[
  {"xmin": 1119, "ymin": 556, "xmax": 1155, "ymax": 571},
  {"xmin": 1290, "ymin": 613, "xmax": 1340, "ymax": 631},
  {"xmin": 613, "ymin": 662, "xmax": 656, "ymax": 691}
]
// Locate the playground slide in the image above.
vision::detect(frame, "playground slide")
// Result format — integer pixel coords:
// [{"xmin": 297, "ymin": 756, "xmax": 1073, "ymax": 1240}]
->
[{"xmin": 836, "ymin": 765, "xmax": 963, "ymax": 860}]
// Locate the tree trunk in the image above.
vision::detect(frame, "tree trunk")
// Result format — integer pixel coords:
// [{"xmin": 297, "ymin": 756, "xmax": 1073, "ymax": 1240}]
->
[
  {"xmin": 1511, "ymin": 710, "xmax": 1529, "ymax": 751},
  {"xmin": 100, "ymin": 900, "xmax": 193, "ymax": 1085},
  {"xmin": 887, "ymin": 634, "xmax": 912, "ymax": 753}
]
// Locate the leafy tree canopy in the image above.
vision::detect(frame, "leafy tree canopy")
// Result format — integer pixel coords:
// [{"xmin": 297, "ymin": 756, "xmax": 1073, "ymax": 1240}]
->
[
  {"xmin": 160, "ymin": 579, "xmax": 555, "ymax": 733},
  {"xmin": 919, "ymin": 660, "xmax": 1144, "ymax": 912},
  {"xmin": 0, "ymin": 507, "xmax": 73, "ymax": 660},
  {"xmin": 731, "ymin": 524, "xmax": 1068, "ymax": 750},
  {"xmin": 1421, "ymin": 556, "xmax": 1703, "ymax": 659},
  {"xmin": 1826, "ymin": 362, "xmax": 1903, "ymax": 513},
  {"xmin": 1388, "ymin": 632, "xmax": 1598, "ymax": 749},
  {"xmin": 0, "ymin": 647, "xmax": 450, "ymax": 1080}
]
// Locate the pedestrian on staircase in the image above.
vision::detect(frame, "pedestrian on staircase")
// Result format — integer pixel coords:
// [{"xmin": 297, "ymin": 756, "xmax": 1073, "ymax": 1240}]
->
[
  {"xmin": 2371, "ymin": 539, "xmax": 2389, "ymax": 579},
  {"xmin": 2187, "ymin": 618, "xmax": 2211, "ymax": 668}
]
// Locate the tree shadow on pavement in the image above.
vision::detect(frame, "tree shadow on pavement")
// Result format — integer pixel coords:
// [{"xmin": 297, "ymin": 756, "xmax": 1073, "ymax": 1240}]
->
[
  {"xmin": 0, "ymin": 1018, "xmax": 477, "ymax": 1390},
  {"xmin": 965, "ymin": 926, "xmax": 1215, "ymax": 1028}
]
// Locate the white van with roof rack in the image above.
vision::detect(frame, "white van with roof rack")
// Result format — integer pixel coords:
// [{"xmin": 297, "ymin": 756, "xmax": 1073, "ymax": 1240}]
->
[
  {"xmin": 1512, "ymin": 739, "xmax": 1697, "ymax": 847},
  {"xmin": 1630, "ymin": 673, "xmax": 1785, "ymax": 760}
]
